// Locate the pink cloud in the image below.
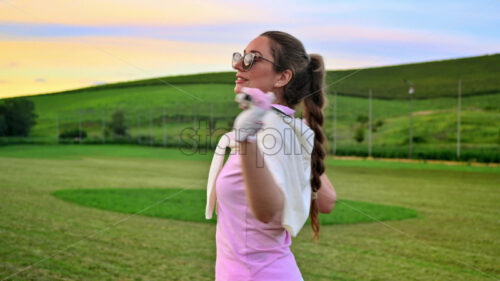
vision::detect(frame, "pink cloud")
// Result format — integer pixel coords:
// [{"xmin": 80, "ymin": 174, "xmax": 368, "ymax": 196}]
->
[{"xmin": 293, "ymin": 24, "xmax": 500, "ymax": 53}]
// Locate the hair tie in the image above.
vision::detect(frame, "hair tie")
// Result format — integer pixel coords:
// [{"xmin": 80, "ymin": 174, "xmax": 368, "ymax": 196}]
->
[{"xmin": 311, "ymin": 191, "xmax": 318, "ymax": 200}]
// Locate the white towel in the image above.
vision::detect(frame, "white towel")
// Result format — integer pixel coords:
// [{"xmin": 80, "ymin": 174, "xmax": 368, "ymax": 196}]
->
[{"xmin": 205, "ymin": 109, "xmax": 315, "ymax": 237}]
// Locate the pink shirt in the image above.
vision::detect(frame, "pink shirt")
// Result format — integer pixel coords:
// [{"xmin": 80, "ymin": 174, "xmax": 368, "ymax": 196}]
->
[
  {"xmin": 214, "ymin": 104, "xmax": 303, "ymax": 281},
  {"xmin": 271, "ymin": 103, "xmax": 295, "ymax": 117}
]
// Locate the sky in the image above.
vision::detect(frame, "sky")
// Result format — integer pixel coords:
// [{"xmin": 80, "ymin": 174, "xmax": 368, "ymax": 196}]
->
[{"xmin": 0, "ymin": 0, "xmax": 499, "ymax": 99}]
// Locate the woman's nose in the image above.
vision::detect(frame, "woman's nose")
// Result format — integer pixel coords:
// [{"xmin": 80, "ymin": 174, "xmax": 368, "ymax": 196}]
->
[{"xmin": 233, "ymin": 57, "xmax": 245, "ymax": 71}]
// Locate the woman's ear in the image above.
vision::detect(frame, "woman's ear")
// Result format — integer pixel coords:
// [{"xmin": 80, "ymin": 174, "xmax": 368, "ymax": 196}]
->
[{"xmin": 274, "ymin": 69, "xmax": 292, "ymax": 88}]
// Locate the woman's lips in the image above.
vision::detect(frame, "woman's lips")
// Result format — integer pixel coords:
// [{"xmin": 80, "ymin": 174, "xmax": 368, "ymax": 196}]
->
[{"xmin": 235, "ymin": 78, "xmax": 248, "ymax": 84}]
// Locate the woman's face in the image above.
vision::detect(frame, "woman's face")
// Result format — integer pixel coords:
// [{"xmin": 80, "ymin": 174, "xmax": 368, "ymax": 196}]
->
[{"xmin": 233, "ymin": 36, "xmax": 283, "ymax": 96}]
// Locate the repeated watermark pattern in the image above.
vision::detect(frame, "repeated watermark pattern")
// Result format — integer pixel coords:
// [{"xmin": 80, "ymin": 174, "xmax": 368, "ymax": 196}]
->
[{"xmin": 2, "ymin": 2, "xmax": 493, "ymax": 280}]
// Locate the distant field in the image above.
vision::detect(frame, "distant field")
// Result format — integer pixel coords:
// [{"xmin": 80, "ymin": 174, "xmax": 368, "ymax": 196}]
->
[
  {"xmin": 1, "ymin": 54, "xmax": 499, "ymax": 162},
  {"xmin": 0, "ymin": 144, "xmax": 498, "ymax": 280},
  {"xmin": 10, "ymin": 84, "xmax": 498, "ymax": 162},
  {"xmin": 24, "ymin": 86, "xmax": 500, "ymax": 146},
  {"xmin": 0, "ymin": 144, "xmax": 498, "ymax": 173}
]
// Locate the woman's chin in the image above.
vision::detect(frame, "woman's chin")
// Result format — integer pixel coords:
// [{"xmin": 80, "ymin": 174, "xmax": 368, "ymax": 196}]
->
[{"xmin": 234, "ymin": 84, "xmax": 245, "ymax": 94}]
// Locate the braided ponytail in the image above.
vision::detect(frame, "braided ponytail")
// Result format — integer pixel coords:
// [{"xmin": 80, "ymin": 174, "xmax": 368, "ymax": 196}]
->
[
  {"xmin": 260, "ymin": 31, "xmax": 328, "ymax": 244},
  {"xmin": 303, "ymin": 54, "xmax": 327, "ymax": 245}
]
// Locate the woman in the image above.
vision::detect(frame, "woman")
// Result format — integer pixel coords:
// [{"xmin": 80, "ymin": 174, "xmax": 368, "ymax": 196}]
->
[{"xmin": 206, "ymin": 31, "xmax": 337, "ymax": 280}]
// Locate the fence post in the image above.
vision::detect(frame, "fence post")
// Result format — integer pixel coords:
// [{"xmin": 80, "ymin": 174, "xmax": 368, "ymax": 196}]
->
[
  {"xmin": 210, "ymin": 102, "xmax": 214, "ymax": 148},
  {"xmin": 330, "ymin": 97, "xmax": 333, "ymax": 155},
  {"xmin": 163, "ymin": 106, "xmax": 167, "ymax": 147},
  {"xmin": 78, "ymin": 109, "xmax": 82, "ymax": 144},
  {"xmin": 56, "ymin": 112, "xmax": 59, "ymax": 144},
  {"xmin": 457, "ymin": 79, "xmax": 462, "ymax": 159},
  {"xmin": 137, "ymin": 109, "xmax": 141, "ymax": 144},
  {"xmin": 193, "ymin": 103, "xmax": 198, "ymax": 149},
  {"xmin": 409, "ymin": 93, "xmax": 413, "ymax": 159},
  {"xmin": 149, "ymin": 107, "xmax": 153, "ymax": 146},
  {"xmin": 102, "ymin": 108, "xmax": 106, "ymax": 144},
  {"xmin": 333, "ymin": 91, "xmax": 337, "ymax": 156},
  {"xmin": 368, "ymin": 88, "xmax": 372, "ymax": 157},
  {"xmin": 177, "ymin": 103, "xmax": 181, "ymax": 147}
]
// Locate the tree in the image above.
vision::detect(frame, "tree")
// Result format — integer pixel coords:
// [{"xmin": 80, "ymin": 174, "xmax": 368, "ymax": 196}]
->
[
  {"xmin": 0, "ymin": 98, "xmax": 37, "ymax": 137},
  {"xmin": 59, "ymin": 128, "xmax": 87, "ymax": 139},
  {"xmin": 354, "ymin": 125, "xmax": 365, "ymax": 143},
  {"xmin": 0, "ymin": 115, "xmax": 6, "ymax": 136},
  {"xmin": 108, "ymin": 109, "xmax": 129, "ymax": 137},
  {"xmin": 372, "ymin": 119, "xmax": 384, "ymax": 132},
  {"xmin": 356, "ymin": 114, "xmax": 368, "ymax": 124}
]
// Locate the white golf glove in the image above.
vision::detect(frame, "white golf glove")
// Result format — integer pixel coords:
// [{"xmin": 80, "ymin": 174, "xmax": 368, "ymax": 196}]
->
[{"xmin": 233, "ymin": 87, "xmax": 276, "ymax": 143}]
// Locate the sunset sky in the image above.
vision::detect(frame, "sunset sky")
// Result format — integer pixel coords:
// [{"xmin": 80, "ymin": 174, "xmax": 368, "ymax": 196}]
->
[{"xmin": 0, "ymin": 0, "xmax": 499, "ymax": 99}]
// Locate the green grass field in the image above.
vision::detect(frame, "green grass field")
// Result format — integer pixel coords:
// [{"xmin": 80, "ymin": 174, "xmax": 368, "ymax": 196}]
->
[
  {"xmin": 50, "ymin": 188, "xmax": 418, "ymax": 225},
  {"xmin": 0, "ymin": 144, "xmax": 498, "ymax": 280}
]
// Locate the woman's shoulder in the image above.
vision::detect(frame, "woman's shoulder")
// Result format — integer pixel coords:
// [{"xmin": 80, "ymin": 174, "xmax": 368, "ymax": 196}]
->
[{"xmin": 257, "ymin": 113, "xmax": 313, "ymax": 154}]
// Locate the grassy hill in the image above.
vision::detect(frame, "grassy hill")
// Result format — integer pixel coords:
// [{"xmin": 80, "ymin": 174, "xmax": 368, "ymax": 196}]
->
[
  {"xmin": 3, "ymin": 53, "xmax": 498, "ymax": 100},
  {"xmin": 1, "ymin": 54, "xmax": 499, "ymax": 162},
  {"xmin": 325, "ymin": 53, "xmax": 500, "ymax": 99}
]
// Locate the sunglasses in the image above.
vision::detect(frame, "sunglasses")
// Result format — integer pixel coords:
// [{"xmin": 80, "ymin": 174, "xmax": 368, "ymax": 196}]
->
[{"xmin": 232, "ymin": 52, "xmax": 282, "ymax": 71}]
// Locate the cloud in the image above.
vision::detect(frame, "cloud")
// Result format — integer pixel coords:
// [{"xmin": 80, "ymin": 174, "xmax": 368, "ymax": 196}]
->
[
  {"xmin": 2, "ymin": 62, "xmax": 19, "ymax": 68},
  {"xmin": 1, "ymin": 0, "xmax": 498, "ymax": 98},
  {"xmin": 0, "ymin": 0, "xmax": 274, "ymax": 26},
  {"xmin": 0, "ymin": 22, "xmax": 269, "ymax": 45},
  {"xmin": 290, "ymin": 24, "xmax": 500, "ymax": 55},
  {"xmin": 3, "ymin": 20, "xmax": 497, "ymax": 57}
]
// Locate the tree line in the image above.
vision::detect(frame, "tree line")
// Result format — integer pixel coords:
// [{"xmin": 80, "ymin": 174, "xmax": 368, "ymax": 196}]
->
[{"xmin": 0, "ymin": 98, "xmax": 37, "ymax": 137}]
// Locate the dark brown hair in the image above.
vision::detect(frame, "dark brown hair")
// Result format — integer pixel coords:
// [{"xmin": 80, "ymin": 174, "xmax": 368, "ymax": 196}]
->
[{"xmin": 260, "ymin": 30, "xmax": 327, "ymax": 244}]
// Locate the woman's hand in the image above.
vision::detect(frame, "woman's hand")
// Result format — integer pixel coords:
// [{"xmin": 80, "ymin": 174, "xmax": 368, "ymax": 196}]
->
[{"xmin": 233, "ymin": 87, "xmax": 275, "ymax": 142}]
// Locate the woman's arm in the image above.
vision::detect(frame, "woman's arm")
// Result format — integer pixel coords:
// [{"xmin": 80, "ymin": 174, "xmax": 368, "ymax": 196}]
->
[
  {"xmin": 239, "ymin": 140, "xmax": 337, "ymax": 220},
  {"xmin": 239, "ymin": 140, "xmax": 284, "ymax": 224},
  {"xmin": 317, "ymin": 173, "xmax": 337, "ymax": 214}
]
